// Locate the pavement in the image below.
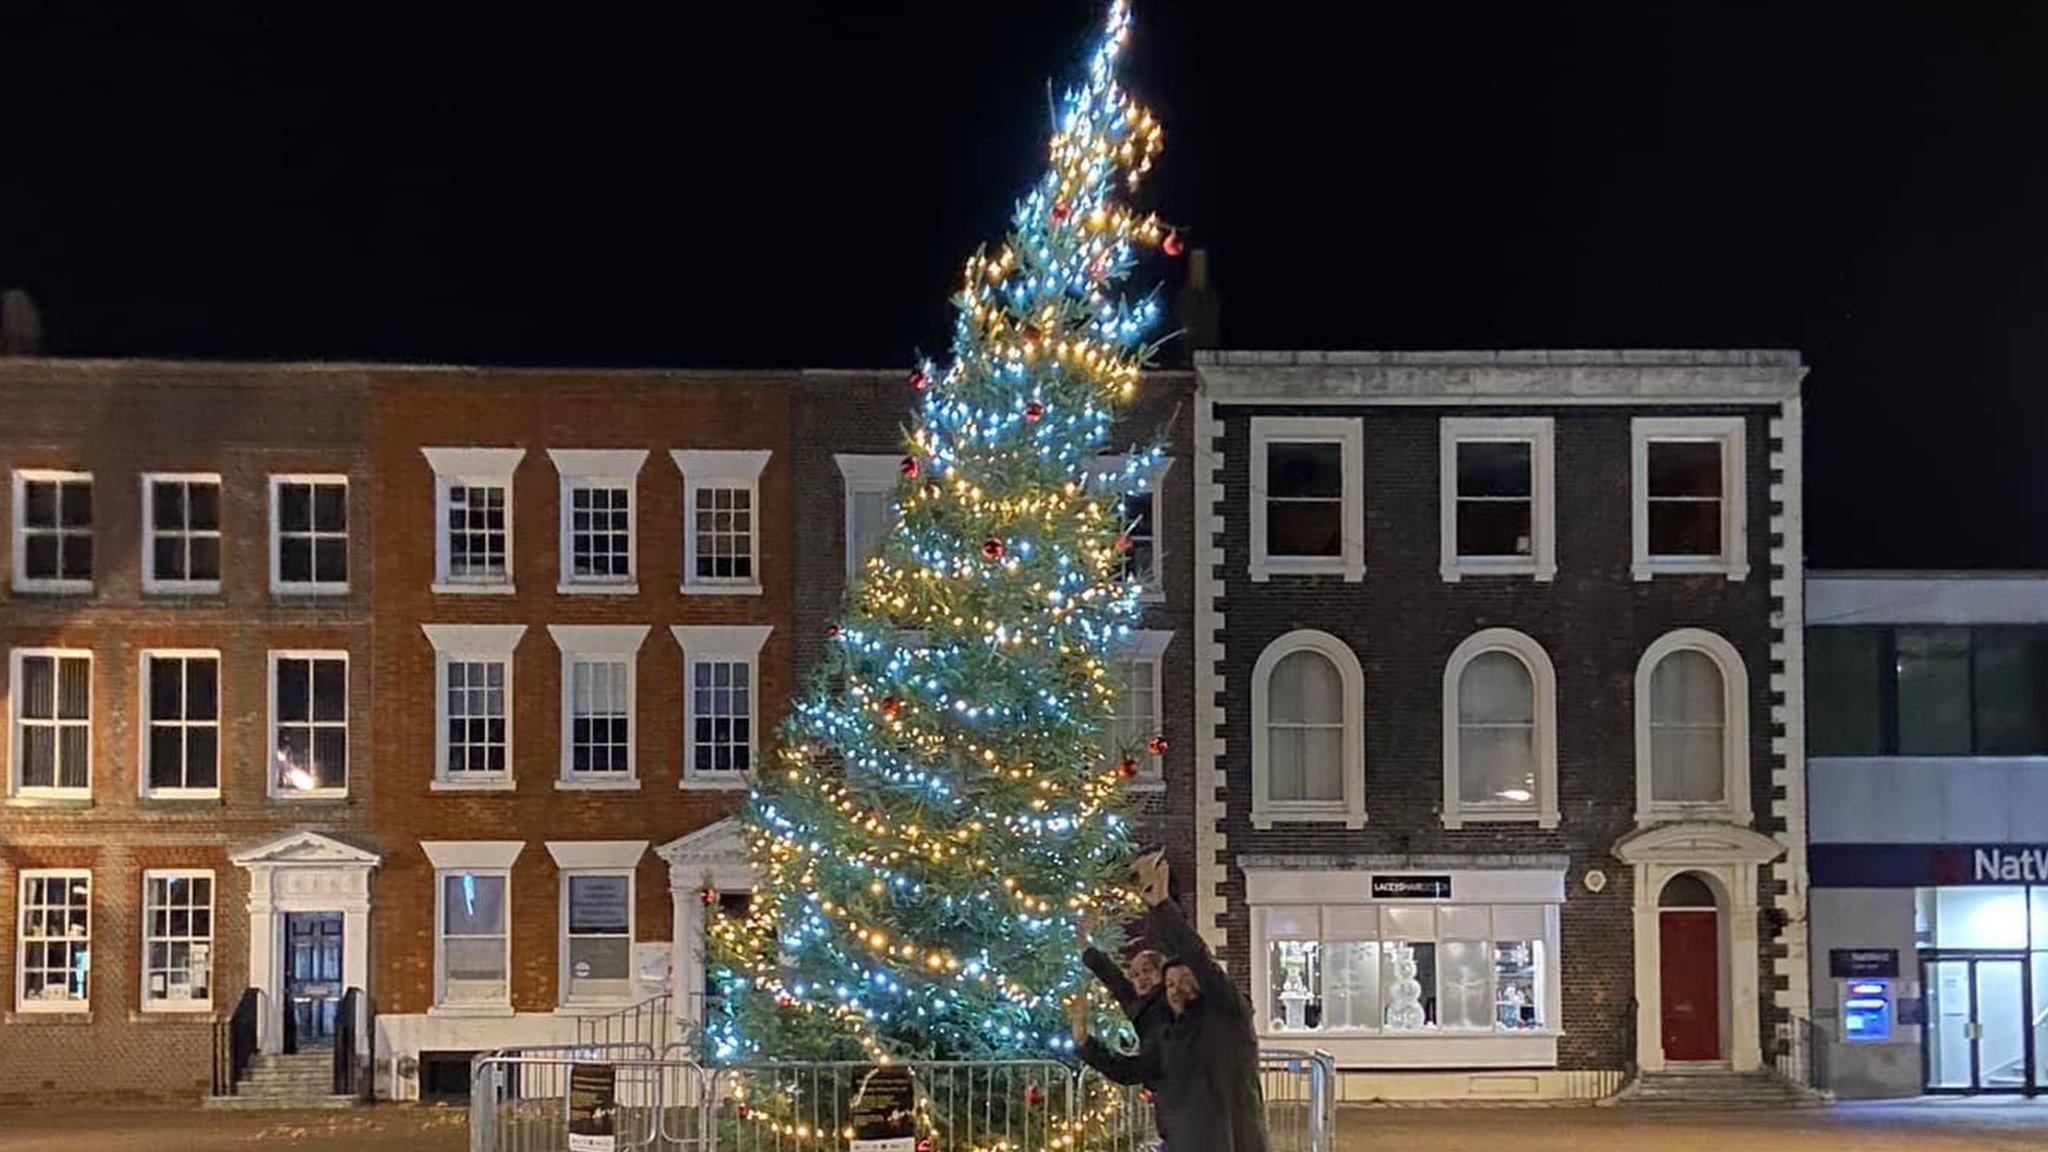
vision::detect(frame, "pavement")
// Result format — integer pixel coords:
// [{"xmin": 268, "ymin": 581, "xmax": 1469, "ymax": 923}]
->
[{"xmin": 0, "ymin": 1100, "xmax": 2045, "ymax": 1152}]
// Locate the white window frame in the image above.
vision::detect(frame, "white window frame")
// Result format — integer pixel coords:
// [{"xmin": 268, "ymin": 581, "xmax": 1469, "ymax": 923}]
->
[
  {"xmin": 547, "ymin": 840, "xmax": 647, "ymax": 1010},
  {"xmin": 1251, "ymin": 629, "xmax": 1366, "ymax": 829},
  {"xmin": 267, "ymin": 649, "xmax": 350, "ymax": 800},
  {"xmin": 835, "ymin": 454, "xmax": 902, "ymax": 584},
  {"xmin": 423, "ymin": 448, "xmax": 525, "ymax": 595},
  {"xmin": 140, "ymin": 472, "xmax": 223, "ymax": 595},
  {"xmin": 1634, "ymin": 628, "xmax": 1753, "ymax": 827},
  {"xmin": 549, "ymin": 449, "xmax": 647, "ymax": 595},
  {"xmin": 549, "ymin": 625, "xmax": 649, "ymax": 790},
  {"xmin": 423, "ymin": 625, "xmax": 527, "ymax": 792},
  {"xmin": 268, "ymin": 474, "xmax": 351, "ymax": 596},
  {"xmin": 9, "ymin": 647, "xmax": 93, "ymax": 801},
  {"xmin": 673, "ymin": 625, "xmax": 773, "ymax": 791},
  {"xmin": 11, "ymin": 468, "xmax": 94, "ymax": 594},
  {"xmin": 1439, "ymin": 417, "xmax": 1556, "ymax": 583},
  {"xmin": 1248, "ymin": 418, "xmax": 1365, "ymax": 583},
  {"xmin": 138, "ymin": 649, "xmax": 222, "ymax": 800},
  {"xmin": 140, "ymin": 869, "xmax": 215, "ymax": 1013},
  {"xmin": 1091, "ymin": 455, "xmax": 1173, "ymax": 603},
  {"xmin": 16, "ymin": 869, "xmax": 91, "ymax": 1013},
  {"xmin": 423, "ymin": 841, "xmax": 523, "ymax": 1015},
  {"xmin": 1442, "ymin": 628, "xmax": 1559, "ymax": 830},
  {"xmin": 1106, "ymin": 629, "xmax": 1173, "ymax": 791},
  {"xmin": 1630, "ymin": 416, "xmax": 1749, "ymax": 581},
  {"xmin": 673, "ymin": 449, "xmax": 771, "ymax": 596}
]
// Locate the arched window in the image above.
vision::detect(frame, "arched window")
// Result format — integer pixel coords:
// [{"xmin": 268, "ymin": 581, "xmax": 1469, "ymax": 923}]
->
[
  {"xmin": 1252, "ymin": 630, "xmax": 1365, "ymax": 829},
  {"xmin": 1635, "ymin": 629, "xmax": 1751, "ymax": 825},
  {"xmin": 1442, "ymin": 629, "xmax": 1558, "ymax": 829}
]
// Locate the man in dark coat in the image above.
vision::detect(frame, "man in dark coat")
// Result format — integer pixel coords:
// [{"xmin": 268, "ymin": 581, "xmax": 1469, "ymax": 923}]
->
[
  {"xmin": 1071, "ymin": 855, "xmax": 1268, "ymax": 1152},
  {"xmin": 1074, "ymin": 912, "xmax": 1172, "ymax": 1137}
]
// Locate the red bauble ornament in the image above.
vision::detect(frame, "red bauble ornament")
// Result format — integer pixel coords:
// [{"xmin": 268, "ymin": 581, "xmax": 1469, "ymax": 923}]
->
[
  {"xmin": 1116, "ymin": 757, "xmax": 1138, "ymax": 780},
  {"xmin": 1023, "ymin": 324, "xmax": 1042, "ymax": 343},
  {"xmin": 1162, "ymin": 231, "xmax": 1185, "ymax": 257},
  {"xmin": 881, "ymin": 696, "xmax": 902, "ymax": 719},
  {"xmin": 737, "ymin": 1103, "xmax": 753, "ymax": 1120},
  {"xmin": 909, "ymin": 368, "xmax": 929, "ymax": 392},
  {"xmin": 827, "ymin": 624, "xmax": 843, "ymax": 639},
  {"xmin": 1113, "ymin": 534, "xmax": 1132, "ymax": 554},
  {"xmin": 1023, "ymin": 401, "xmax": 1044, "ymax": 423},
  {"xmin": 1024, "ymin": 1083, "xmax": 1046, "ymax": 1107},
  {"xmin": 1138, "ymin": 1088, "xmax": 1155, "ymax": 1105},
  {"xmin": 1050, "ymin": 201, "xmax": 1071, "ymax": 224},
  {"xmin": 918, "ymin": 1140, "xmax": 935, "ymax": 1152},
  {"xmin": 1147, "ymin": 735, "xmax": 1169, "ymax": 756},
  {"xmin": 701, "ymin": 887, "xmax": 719, "ymax": 906},
  {"xmin": 982, "ymin": 537, "xmax": 1006, "ymax": 560},
  {"xmin": 899, "ymin": 456, "xmax": 920, "ymax": 479},
  {"xmin": 1088, "ymin": 257, "xmax": 1109, "ymax": 281},
  {"xmin": 774, "ymin": 992, "xmax": 794, "ymax": 1008}
]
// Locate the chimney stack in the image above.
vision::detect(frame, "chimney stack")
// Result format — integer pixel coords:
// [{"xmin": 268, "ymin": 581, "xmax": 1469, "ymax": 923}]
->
[
  {"xmin": 1, "ymin": 289, "xmax": 44, "ymax": 356},
  {"xmin": 1172, "ymin": 248, "xmax": 1221, "ymax": 362}
]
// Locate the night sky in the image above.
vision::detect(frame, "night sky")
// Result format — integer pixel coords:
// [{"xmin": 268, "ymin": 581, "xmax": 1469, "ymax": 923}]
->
[{"xmin": 4, "ymin": 1, "xmax": 2046, "ymax": 569}]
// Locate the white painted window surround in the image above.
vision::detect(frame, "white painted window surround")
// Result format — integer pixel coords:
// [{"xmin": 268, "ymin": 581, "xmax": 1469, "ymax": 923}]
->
[
  {"xmin": 1439, "ymin": 417, "xmax": 1556, "ymax": 583},
  {"xmin": 673, "ymin": 449, "xmax": 771, "ymax": 597},
  {"xmin": 423, "ymin": 840, "xmax": 522, "ymax": 1015},
  {"xmin": 549, "ymin": 625, "xmax": 649, "ymax": 790},
  {"xmin": 835, "ymin": 454, "xmax": 901, "ymax": 584},
  {"xmin": 141, "ymin": 473, "xmax": 223, "ymax": 595},
  {"xmin": 423, "ymin": 447, "xmax": 526, "ymax": 595},
  {"xmin": 10, "ymin": 647, "xmax": 94, "ymax": 801},
  {"xmin": 141, "ymin": 869, "xmax": 214, "ymax": 1012},
  {"xmin": 1630, "ymin": 416, "xmax": 1748, "ymax": 581},
  {"xmin": 1092, "ymin": 455, "xmax": 1174, "ymax": 603},
  {"xmin": 1251, "ymin": 629, "xmax": 1366, "ymax": 829},
  {"xmin": 268, "ymin": 650, "xmax": 350, "ymax": 799},
  {"xmin": 1634, "ymin": 628, "xmax": 1752, "ymax": 827},
  {"xmin": 16, "ymin": 869, "xmax": 90, "ymax": 1013},
  {"xmin": 138, "ymin": 649, "xmax": 222, "ymax": 800},
  {"xmin": 1109, "ymin": 629, "xmax": 1174, "ymax": 791},
  {"xmin": 11, "ymin": 469, "xmax": 94, "ymax": 594},
  {"xmin": 550, "ymin": 449, "xmax": 648, "ymax": 595},
  {"xmin": 673, "ymin": 625, "xmax": 774, "ymax": 791},
  {"xmin": 269, "ymin": 474, "xmax": 350, "ymax": 596},
  {"xmin": 1442, "ymin": 628, "xmax": 1559, "ymax": 830},
  {"xmin": 423, "ymin": 625, "xmax": 528, "ymax": 792},
  {"xmin": 547, "ymin": 840, "xmax": 648, "ymax": 1010},
  {"xmin": 1248, "ymin": 418, "xmax": 1365, "ymax": 583}
]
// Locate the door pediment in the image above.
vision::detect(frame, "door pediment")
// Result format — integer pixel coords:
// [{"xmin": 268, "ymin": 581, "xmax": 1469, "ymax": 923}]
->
[
  {"xmin": 230, "ymin": 829, "xmax": 382, "ymax": 869},
  {"xmin": 1612, "ymin": 821, "xmax": 1783, "ymax": 867}
]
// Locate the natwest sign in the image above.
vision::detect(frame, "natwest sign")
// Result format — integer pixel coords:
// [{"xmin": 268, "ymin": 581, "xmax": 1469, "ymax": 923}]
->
[
  {"xmin": 1970, "ymin": 847, "xmax": 2048, "ymax": 883},
  {"xmin": 1811, "ymin": 843, "xmax": 2048, "ymax": 888}
]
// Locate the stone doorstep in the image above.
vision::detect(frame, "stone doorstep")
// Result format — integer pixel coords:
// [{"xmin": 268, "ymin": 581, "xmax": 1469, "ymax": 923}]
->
[{"xmin": 203, "ymin": 1094, "xmax": 363, "ymax": 1111}]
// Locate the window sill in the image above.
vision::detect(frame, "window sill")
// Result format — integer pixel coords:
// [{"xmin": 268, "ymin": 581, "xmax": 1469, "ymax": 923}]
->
[
  {"xmin": 1443, "ymin": 808, "xmax": 1559, "ymax": 831},
  {"xmin": 1441, "ymin": 558, "xmax": 1556, "ymax": 583},
  {"xmin": 433, "ymin": 582, "xmax": 517, "ymax": 596},
  {"xmin": 1125, "ymin": 779, "xmax": 1167, "ymax": 795},
  {"xmin": 6, "ymin": 794, "xmax": 94, "ymax": 809},
  {"xmin": 142, "ymin": 790, "xmax": 222, "ymax": 804},
  {"xmin": 1250, "ymin": 806, "xmax": 1366, "ymax": 831},
  {"xmin": 551, "ymin": 1003, "xmax": 634, "ymax": 1017},
  {"xmin": 679, "ymin": 583, "xmax": 763, "ymax": 598},
  {"xmin": 133, "ymin": 1005, "xmax": 215, "ymax": 1021},
  {"xmin": 271, "ymin": 584, "xmax": 351, "ymax": 599},
  {"xmin": 6, "ymin": 1009, "xmax": 92, "ymax": 1024},
  {"xmin": 1632, "ymin": 559, "xmax": 1750, "ymax": 582},
  {"xmin": 1249, "ymin": 557, "xmax": 1364, "ymax": 584},
  {"xmin": 1636, "ymin": 807, "xmax": 1752, "ymax": 829},
  {"xmin": 270, "ymin": 791, "xmax": 351, "ymax": 804},
  {"xmin": 10, "ymin": 580, "xmax": 93, "ymax": 596},
  {"xmin": 143, "ymin": 582, "xmax": 224, "ymax": 597},
  {"xmin": 428, "ymin": 1004, "xmax": 517, "ymax": 1019},
  {"xmin": 431, "ymin": 778, "xmax": 516, "ymax": 794},
  {"xmin": 558, "ymin": 581, "xmax": 640, "ymax": 596},
  {"xmin": 556, "ymin": 778, "xmax": 643, "ymax": 792},
  {"xmin": 680, "ymin": 777, "xmax": 749, "ymax": 792}
]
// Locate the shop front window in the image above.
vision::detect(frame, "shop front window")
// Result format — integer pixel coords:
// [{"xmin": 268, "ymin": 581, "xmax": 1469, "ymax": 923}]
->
[
  {"xmin": 1259, "ymin": 903, "xmax": 1548, "ymax": 1035},
  {"xmin": 1494, "ymin": 940, "xmax": 1542, "ymax": 1030}
]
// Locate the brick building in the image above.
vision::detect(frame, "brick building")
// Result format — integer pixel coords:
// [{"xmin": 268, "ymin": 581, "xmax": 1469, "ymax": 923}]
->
[
  {"xmin": 0, "ymin": 359, "xmax": 375, "ymax": 1103},
  {"xmin": 1190, "ymin": 351, "xmax": 1808, "ymax": 1100}
]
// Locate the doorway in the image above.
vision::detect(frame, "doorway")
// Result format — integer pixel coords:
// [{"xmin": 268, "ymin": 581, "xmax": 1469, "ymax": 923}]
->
[
  {"xmin": 285, "ymin": 911, "xmax": 344, "ymax": 1049},
  {"xmin": 1658, "ymin": 872, "xmax": 1722, "ymax": 1063},
  {"xmin": 1924, "ymin": 956, "xmax": 2031, "ymax": 1093}
]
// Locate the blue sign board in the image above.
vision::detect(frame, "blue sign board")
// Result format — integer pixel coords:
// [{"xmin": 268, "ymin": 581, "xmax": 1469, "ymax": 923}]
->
[
  {"xmin": 1841, "ymin": 979, "xmax": 1893, "ymax": 1043},
  {"xmin": 1810, "ymin": 843, "xmax": 2048, "ymax": 888}
]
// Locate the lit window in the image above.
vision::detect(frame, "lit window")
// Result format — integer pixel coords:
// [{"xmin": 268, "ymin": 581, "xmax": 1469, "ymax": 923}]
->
[
  {"xmin": 836, "ymin": 455, "xmax": 901, "ymax": 582},
  {"xmin": 1630, "ymin": 417, "xmax": 1747, "ymax": 580},
  {"xmin": 10, "ymin": 649, "xmax": 92, "ymax": 798},
  {"xmin": 1439, "ymin": 418, "xmax": 1555, "ymax": 581},
  {"xmin": 550, "ymin": 625, "xmax": 648, "ymax": 789},
  {"xmin": 1443, "ymin": 629, "xmax": 1558, "ymax": 829},
  {"xmin": 1635, "ymin": 629, "xmax": 1750, "ymax": 825},
  {"xmin": 143, "ymin": 475, "xmax": 222, "ymax": 593},
  {"xmin": 675, "ymin": 625, "xmax": 773, "ymax": 790},
  {"xmin": 423, "ymin": 841, "xmax": 522, "ymax": 1012},
  {"xmin": 1248, "ymin": 418, "xmax": 1364, "ymax": 582},
  {"xmin": 16, "ymin": 871, "xmax": 90, "ymax": 1011},
  {"xmin": 674, "ymin": 450, "xmax": 771, "ymax": 595},
  {"xmin": 550, "ymin": 450, "xmax": 647, "ymax": 593},
  {"xmin": 271, "ymin": 652, "xmax": 348, "ymax": 797},
  {"xmin": 423, "ymin": 448, "xmax": 525, "ymax": 593},
  {"xmin": 562, "ymin": 873, "xmax": 632, "ymax": 1006},
  {"xmin": 142, "ymin": 871, "xmax": 213, "ymax": 1011},
  {"xmin": 423, "ymin": 625, "xmax": 525, "ymax": 790},
  {"xmin": 1251, "ymin": 630, "xmax": 1365, "ymax": 828},
  {"xmin": 1104, "ymin": 630, "xmax": 1171, "ymax": 786},
  {"xmin": 270, "ymin": 476, "xmax": 349, "ymax": 594},
  {"xmin": 12, "ymin": 470, "xmax": 93, "ymax": 592},
  {"xmin": 143, "ymin": 652, "xmax": 220, "ymax": 797}
]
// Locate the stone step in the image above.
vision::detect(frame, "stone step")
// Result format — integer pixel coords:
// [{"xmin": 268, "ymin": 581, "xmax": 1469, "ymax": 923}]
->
[
  {"xmin": 204, "ymin": 1093, "xmax": 362, "ymax": 1110},
  {"xmin": 1623, "ymin": 1074, "xmax": 1825, "ymax": 1108}
]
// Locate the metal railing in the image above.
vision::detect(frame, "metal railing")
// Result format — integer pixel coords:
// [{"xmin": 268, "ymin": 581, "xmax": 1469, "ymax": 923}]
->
[
  {"xmin": 212, "ymin": 987, "xmax": 265, "ymax": 1096},
  {"xmin": 472, "ymin": 1047, "xmax": 1335, "ymax": 1152},
  {"xmin": 335, "ymin": 987, "xmax": 366, "ymax": 1098},
  {"xmin": 579, "ymin": 992, "xmax": 678, "ymax": 1053}
]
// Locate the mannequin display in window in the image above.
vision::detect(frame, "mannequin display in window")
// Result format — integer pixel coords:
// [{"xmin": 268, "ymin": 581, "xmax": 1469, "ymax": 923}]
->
[{"xmin": 1069, "ymin": 854, "xmax": 1269, "ymax": 1152}]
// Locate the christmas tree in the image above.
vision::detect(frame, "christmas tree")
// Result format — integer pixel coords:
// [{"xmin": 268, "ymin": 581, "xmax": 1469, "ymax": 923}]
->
[{"xmin": 712, "ymin": 0, "xmax": 1173, "ymax": 1077}]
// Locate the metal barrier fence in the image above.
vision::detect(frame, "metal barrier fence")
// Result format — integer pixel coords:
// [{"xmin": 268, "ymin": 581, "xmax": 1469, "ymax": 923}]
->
[{"xmin": 472, "ymin": 1048, "xmax": 1335, "ymax": 1152}]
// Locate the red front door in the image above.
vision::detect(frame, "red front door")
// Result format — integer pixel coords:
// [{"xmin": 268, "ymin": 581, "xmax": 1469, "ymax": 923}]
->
[{"xmin": 1659, "ymin": 911, "xmax": 1720, "ymax": 1062}]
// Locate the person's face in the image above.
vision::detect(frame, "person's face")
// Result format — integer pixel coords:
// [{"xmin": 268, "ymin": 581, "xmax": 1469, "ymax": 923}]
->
[
  {"xmin": 1127, "ymin": 954, "xmax": 1164, "ymax": 997},
  {"xmin": 1164, "ymin": 965, "xmax": 1200, "ymax": 1014}
]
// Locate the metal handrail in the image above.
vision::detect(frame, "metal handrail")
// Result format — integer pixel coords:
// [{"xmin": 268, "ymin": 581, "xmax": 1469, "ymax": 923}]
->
[
  {"xmin": 212, "ymin": 987, "xmax": 266, "ymax": 1096},
  {"xmin": 334, "ymin": 987, "xmax": 363, "ymax": 1097}
]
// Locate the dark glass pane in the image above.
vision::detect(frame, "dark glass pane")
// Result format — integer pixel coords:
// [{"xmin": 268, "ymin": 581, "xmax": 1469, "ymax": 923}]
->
[
  {"xmin": 150, "ymin": 729, "xmax": 185, "ymax": 788},
  {"xmin": 1806, "ymin": 628, "xmax": 1885, "ymax": 756},
  {"xmin": 1648, "ymin": 442, "xmax": 1722, "ymax": 498},
  {"xmin": 276, "ymin": 660, "xmax": 310, "ymax": 721},
  {"xmin": 1268, "ymin": 503, "xmax": 1342, "ymax": 557},
  {"xmin": 60, "ymin": 482, "xmax": 92, "ymax": 525},
  {"xmin": 280, "ymin": 484, "xmax": 312, "ymax": 532},
  {"xmin": 1648, "ymin": 502, "xmax": 1722, "ymax": 556},
  {"xmin": 57, "ymin": 658, "xmax": 89, "ymax": 719},
  {"xmin": 189, "ymin": 537, "xmax": 221, "ymax": 581},
  {"xmin": 60, "ymin": 535, "xmax": 92, "ymax": 579},
  {"xmin": 313, "ymin": 729, "xmax": 347, "ymax": 788},
  {"xmin": 1897, "ymin": 627, "xmax": 1972, "ymax": 755},
  {"xmin": 21, "ymin": 656, "xmax": 54, "ymax": 718},
  {"xmin": 1974, "ymin": 627, "xmax": 2048, "ymax": 755},
  {"xmin": 1457, "ymin": 500, "xmax": 1533, "ymax": 557},
  {"xmin": 58, "ymin": 728, "xmax": 88, "ymax": 788},
  {"xmin": 187, "ymin": 728, "xmax": 218, "ymax": 788},
  {"xmin": 314, "ymin": 538, "xmax": 348, "ymax": 583},
  {"xmin": 313, "ymin": 484, "xmax": 346, "ymax": 530},
  {"xmin": 188, "ymin": 659, "xmax": 218, "ymax": 720},
  {"xmin": 280, "ymin": 538, "xmax": 312, "ymax": 582},
  {"xmin": 23, "ymin": 481, "xmax": 56, "ymax": 524},
  {"xmin": 21, "ymin": 728, "xmax": 53, "ymax": 786},
  {"xmin": 24, "ymin": 535, "xmax": 58, "ymax": 578},
  {"xmin": 1457, "ymin": 442, "xmax": 1532, "ymax": 498},
  {"xmin": 153, "ymin": 537, "xmax": 185, "ymax": 580},
  {"xmin": 1266, "ymin": 442, "xmax": 1342, "ymax": 500},
  {"xmin": 150, "ymin": 658, "xmax": 184, "ymax": 718},
  {"xmin": 312, "ymin": 661, "xmax": 346, "ymax": 720},
  {"xmin": 152, "ymin": 483, "xmax": 186, "ymax": 530},
  {"xmin": 188, "ymin": 483, "xmax": 220, "ymax": 530}
]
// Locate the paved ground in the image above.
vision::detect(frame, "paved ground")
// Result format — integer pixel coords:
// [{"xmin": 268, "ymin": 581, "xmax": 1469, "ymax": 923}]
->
[{"xmin": 0, "ymin": 1100, "xmax": 2045, "ymax": 1152}]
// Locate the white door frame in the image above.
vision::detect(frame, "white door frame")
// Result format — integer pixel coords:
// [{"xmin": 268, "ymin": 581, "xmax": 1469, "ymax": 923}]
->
[
  {"xmin": 1613, "ymin": 821, "xmax": 1781, "ymax": 1074},
  {"xmin": 657, "ymin": 819, "xmax": 755, "ymax": 1031},
  {"xmin": 230, "ymin": 830, "xmax": 381, "ymax": 1058}
]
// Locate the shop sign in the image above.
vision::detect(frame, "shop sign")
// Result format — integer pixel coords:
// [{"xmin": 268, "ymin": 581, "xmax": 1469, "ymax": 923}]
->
[
  {"xmin": 1810, "ymin": 843, "xmax": 2048, "ymax": 887},
  {"xmin": 1829, "ymin": 949, "xmax": 1900, "ymax": 978},
  {"xmin": 1371, "ymin": 875, "xmax": 1452, "ymax": 900}
]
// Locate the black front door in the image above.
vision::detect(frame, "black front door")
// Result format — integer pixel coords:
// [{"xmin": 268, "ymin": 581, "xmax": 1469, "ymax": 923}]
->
[{"xmin": 286, "ymin": 912, "xmax": 344, "ymax": 1048}]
